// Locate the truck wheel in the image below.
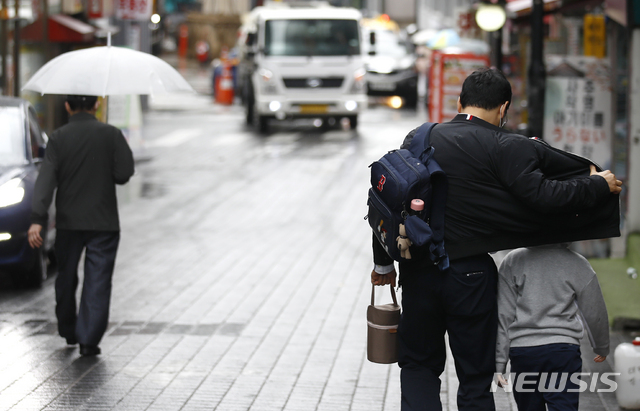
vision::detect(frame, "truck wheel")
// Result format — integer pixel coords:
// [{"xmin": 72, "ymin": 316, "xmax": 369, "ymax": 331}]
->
[
  {"xmin": 252, "ymin": 100, "xmax": 270, "ymax": 134},
  {"xmin": 403, "ymin": 91, "xmax": 418, "ymax": 109},
  {"xmin": 257, "ymin": 115, "xmax": 270, "ymax": 134},
  {"xmin": 348, "ymin": 115, "xmax": 358, "ymax": 129},
  {"xmin": 244, "ymin": 86, "xmax": 254, "ymax": 125}
]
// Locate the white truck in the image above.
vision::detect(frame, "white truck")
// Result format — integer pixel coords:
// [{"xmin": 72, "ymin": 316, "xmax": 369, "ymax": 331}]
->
[{"xmin": 236, "ymin": 1, "xmax": 367, "ymax": 133}]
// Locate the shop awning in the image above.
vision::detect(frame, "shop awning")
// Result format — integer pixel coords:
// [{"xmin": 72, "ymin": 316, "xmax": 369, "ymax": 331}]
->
[
  {"xmin": 506, "ymin": 0, "xmax": 562, "ymax": 18},
  {"xmin": 21, "ymin": 14, "xmax": 96, "ymax": 43}
]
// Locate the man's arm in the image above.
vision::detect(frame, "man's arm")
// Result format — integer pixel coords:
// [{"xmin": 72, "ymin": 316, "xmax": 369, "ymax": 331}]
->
[
  {"xmin": 497, "ymin": 138, "xmax": 617, "ymax": 213},
  {"xmin": 29, "ymin": 138, "xmax": 58, "ymax": 249},
  {"xmin": 371, "ymin": 234, "xmax": 396, "ymax": 286},
  {"xmin": 113, "ymin": 130, "xmax": 134, "ymax": 184},
  {"xmin": 30, "ymin": 138, "xmax": 58, "ymax": 227}
]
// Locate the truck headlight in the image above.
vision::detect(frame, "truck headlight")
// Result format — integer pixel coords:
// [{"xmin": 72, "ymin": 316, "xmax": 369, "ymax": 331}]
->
[
  {"xmin": 0, "ymin": 178, "xmax": 25, "ymax": 208},
  {"xmin": 258, "ymin": 68, "xmax": 278, "ymax": 95},
  {"xmin": 350, "ymin": 67, "xmax": 366, "ymax": 93}
]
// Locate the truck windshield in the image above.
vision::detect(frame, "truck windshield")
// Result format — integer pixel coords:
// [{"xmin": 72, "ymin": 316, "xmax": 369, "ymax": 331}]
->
[{"xmin": 265, "ymin": 19, "xmax": 360, "ymax": 56}]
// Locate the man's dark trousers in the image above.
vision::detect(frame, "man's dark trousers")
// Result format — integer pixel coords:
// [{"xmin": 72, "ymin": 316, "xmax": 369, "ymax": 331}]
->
[
  {"xmin": 55, "ymin": 230, "xmax": 120, "ymax": 346},
  {"xmin": 398, "ymin": 253, "xmax": 498, "ymax": 411}
]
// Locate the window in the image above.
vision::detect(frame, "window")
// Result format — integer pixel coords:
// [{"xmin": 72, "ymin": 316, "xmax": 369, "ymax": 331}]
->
[{"xmin": 265, "ymin": 19, "xmax": 360, "ymax": 57}]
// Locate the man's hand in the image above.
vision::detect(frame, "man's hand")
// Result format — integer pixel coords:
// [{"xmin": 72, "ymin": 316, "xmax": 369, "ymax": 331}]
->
[
  {"xmin": 371, "ymin": 269, "xmax": 397, "ymax": 287},
  {"xmin": 590, "ymin": 165, "xmax": 622, "ymax": 194},
  {"xmin": 594, "ymin": 355, "xmax": 606, "ymax": 363},
  {"xmin": 28, "ymin": 224, "xmax": 43, "ymax": 249}
]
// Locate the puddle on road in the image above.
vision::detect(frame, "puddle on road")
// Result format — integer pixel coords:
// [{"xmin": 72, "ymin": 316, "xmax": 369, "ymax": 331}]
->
[{"xmin": 117, "ymin": 173, "xmax": 167, "ymax": 207}]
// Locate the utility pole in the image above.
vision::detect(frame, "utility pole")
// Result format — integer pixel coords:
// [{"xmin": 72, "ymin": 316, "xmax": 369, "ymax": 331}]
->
[
  {"xmin": 13, "ymin": 0, "xmax": 20, "ymax": 96},
  {"xmin": 1, "ymin": 0, "xmax": 7, "ymax": 95},
  {"xmin": 527, "ymin": 0, "xmax": 545, "ymax": 138},
  {"xmin": 626, "ymin": 0, "xmax": 640, "ymax": 232}
]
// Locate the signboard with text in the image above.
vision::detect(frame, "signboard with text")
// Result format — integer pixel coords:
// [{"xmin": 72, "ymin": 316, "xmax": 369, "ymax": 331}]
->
[
  {"xmin": 543, "ymin": 55, "xmax": 612, "ymax": 169},
  {"xmin": 428, "ymin": 51, "xmax": 489, "ymax": 123},
  {"xmin": 115, "ymin": 0, "xmax": 152, "ymax": 20}
]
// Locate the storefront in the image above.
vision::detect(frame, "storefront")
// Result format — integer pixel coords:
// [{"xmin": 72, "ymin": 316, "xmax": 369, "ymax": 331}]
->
[{"xmin": 504, "ymin": 0, "xmax": 629, "ymax": 174}]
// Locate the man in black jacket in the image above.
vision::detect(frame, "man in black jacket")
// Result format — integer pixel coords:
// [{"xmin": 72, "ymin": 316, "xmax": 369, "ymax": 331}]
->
[
  {"xmin": 28, "ymin": 95, "xmax": 134, "ymax": 356},
  {"xmin": 371, "ymin": 68, "xmax": 621, "ymax": 410}
]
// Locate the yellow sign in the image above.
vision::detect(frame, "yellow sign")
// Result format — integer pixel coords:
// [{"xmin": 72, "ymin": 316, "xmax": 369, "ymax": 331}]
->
[{"xmin": 584, "ymin": 14, "xmax": 606, "ymax": 58}]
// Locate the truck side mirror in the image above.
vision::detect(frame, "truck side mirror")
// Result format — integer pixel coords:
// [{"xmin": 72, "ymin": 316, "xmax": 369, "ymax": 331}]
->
[{"xmin": 368, "ymin": 32, "xmax": 376, "ymax": 55}]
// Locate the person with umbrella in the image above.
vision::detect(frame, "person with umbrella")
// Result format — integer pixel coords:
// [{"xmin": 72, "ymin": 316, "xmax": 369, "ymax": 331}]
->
[{"xmin": 28, "ymin": 95, "xmax": 134, "ymax": 356}]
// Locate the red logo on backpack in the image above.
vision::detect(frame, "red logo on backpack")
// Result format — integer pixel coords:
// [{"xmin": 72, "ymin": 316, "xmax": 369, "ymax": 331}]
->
[{"xmin": 377, "ymin": 175, "xmax": 386, "ymax": 192}]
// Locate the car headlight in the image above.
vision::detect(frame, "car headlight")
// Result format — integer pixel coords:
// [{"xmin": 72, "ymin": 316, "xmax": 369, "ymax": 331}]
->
[
  {"xmin": 0, "ymin": 178, "xmax": 25, "ymax": 208},
  {"xmin": 351, "ymin": 67, "xmax": 366, "ymax": 93},
  {"xmin": 258, "ymin": 68, "xmax": 278, "ymax": 95}
]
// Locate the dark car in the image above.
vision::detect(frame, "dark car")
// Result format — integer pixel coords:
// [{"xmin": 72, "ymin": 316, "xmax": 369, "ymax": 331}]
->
[
  {"xmin": 363, "ymin": 26, "xmax": 419, "ymax": 109},
  {"xmin": 0, "ymin": 96, "xmax": 54, "ymax": 287}
]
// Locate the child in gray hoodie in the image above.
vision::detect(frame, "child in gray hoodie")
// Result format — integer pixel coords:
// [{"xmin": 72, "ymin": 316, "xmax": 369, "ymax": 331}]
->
[{"xmin": 495, "ymin": 243, "xmax": 610, "ymax": 411}]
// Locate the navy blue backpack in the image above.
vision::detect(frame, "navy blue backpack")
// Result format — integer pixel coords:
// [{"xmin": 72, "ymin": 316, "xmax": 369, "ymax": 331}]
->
[{"xmin": 366, "ymin": 122, "xmax": 449, "ymax": 270}]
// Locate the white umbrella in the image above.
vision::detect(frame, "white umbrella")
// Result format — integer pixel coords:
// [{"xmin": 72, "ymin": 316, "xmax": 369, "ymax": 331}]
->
[{"xmin": 23, "ymin": 36, "xmax": 194, "ymax": 96}]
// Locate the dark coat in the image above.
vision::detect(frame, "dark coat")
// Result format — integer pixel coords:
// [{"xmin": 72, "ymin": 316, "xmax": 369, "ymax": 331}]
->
[
  {"xmin": 31, "ymin": 112, "xmax": 135, "ymax": 231},
  {"xmin": 373, "ymin": 114, "xmax": 620, "ymax": 265}
]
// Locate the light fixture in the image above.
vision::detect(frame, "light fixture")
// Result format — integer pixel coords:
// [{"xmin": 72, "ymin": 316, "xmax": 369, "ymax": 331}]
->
[
  {"xmin": 150, "ymin": 14, "xmax": 161, "ymax": 24},
  {"xmin": 475, "ymin": 4, "xmax": 507, "ymax": 32}
]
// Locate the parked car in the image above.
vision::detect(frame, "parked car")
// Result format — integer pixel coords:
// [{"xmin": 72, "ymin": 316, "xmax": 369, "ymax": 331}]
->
[
  {"xmin": 362, "ymin": 17, "xmax": 419, "ymax": 109},
  {"xmin": 0, "ymin": 96, "xmax": 55, "ymax": 288}
]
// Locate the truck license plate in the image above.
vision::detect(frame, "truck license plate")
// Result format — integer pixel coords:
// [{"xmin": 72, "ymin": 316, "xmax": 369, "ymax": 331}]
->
[{"xmin": 299, "ymin": 104, "xmax": 328, "ymax": 114}]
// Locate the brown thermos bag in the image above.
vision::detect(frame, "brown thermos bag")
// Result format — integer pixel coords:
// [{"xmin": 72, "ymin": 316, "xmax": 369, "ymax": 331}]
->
[{"xmin": 367, "ymin": 284, "xmax": 401, "ymax": 364}]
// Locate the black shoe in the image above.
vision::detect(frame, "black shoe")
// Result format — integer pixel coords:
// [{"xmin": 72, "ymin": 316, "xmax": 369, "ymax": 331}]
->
[
  {"xmin": 79, "ymin": 345, "xmax": 101, "ymax": 356},
  {"xmin": 66, "ymin": 337, "xmax": 77, "ymax": 345}
]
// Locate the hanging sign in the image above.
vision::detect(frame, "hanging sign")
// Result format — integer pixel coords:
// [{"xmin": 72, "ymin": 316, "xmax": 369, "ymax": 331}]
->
[
  {"xmin": 88, "ymin": 0, "xmax": 103, "ymax": 18},
  {"xmin": 584, "ymin": 14, "xmax": 606, "ymax": 58},
  {"xmin": 543, "ymin": 55, "xmax": 612, "ymax": 169},
  {"xmin": 116, "ymin": 0, "xmax": 152, "ymax": 21},
  {"xmin": 428, "ymin": 51, "xmax": 489, "ymax": 123}
]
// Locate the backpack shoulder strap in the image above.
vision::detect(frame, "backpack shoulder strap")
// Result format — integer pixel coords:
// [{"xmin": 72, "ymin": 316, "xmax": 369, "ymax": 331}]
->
[
  {"xmin": 408, "ymin": 122, "xmax": 438, "ymax": 157},
  {"xmin": 409, "ymin": 121, "xmax": 449, "ymax": 270}
]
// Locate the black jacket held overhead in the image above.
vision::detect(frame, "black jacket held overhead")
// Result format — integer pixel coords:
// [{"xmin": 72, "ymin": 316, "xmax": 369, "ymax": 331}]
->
[
  {"xmin": 31, "ymin": 112, "xmax": 135, "ymax": 231},
  {"xmin": 373, "ymin": 113, "xmax": 620, "ymax": 265}
]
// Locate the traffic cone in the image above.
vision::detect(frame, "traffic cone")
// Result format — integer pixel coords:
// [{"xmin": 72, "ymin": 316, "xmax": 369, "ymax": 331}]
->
[{"xmin": 215, "ymin": 63, "xmax": 235, "ymax": 105}]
